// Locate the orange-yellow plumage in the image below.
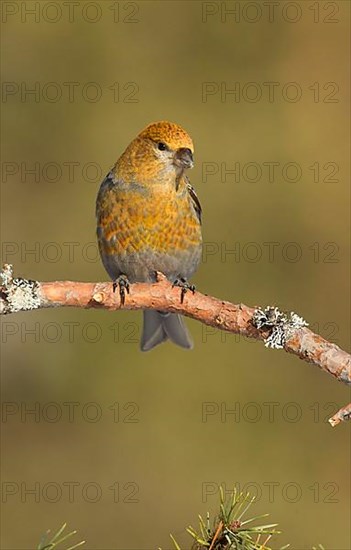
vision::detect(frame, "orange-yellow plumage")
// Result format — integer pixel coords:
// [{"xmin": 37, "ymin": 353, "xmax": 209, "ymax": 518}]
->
[
  {"xmin": 138, "ymin": 121, "xmax": 194, "ymax": 152},
  {"xmin": 96, "ymin": 121, "xmax": 202, "ymax": 351}
]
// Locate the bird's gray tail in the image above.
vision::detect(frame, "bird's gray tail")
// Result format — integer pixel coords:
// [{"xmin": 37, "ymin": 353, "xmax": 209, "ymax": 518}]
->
[{"xmin": 140, "ymin": 310, "xmax": 193, "ymax": 351}]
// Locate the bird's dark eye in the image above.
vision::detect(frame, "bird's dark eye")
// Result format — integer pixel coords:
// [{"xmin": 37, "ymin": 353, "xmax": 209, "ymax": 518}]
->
[{"xmin": 157, "ymin": 142, "xmax": 167, "ymax": 151}]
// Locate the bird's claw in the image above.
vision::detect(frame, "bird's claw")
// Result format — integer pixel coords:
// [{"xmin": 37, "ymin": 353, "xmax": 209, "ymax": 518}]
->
[
  {"xmin": 172, "ymin": 277, "xmax": 195, "ymax": 304},
  {"xmin": 113, "ymin": 274, "xmax": 130, "ymax": 306}
]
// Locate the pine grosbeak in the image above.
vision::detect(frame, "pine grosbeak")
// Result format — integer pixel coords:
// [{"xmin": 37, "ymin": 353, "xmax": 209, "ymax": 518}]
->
[{"xmin": 96, "ymin": 121, "xmax": 202, "ymax": 351}]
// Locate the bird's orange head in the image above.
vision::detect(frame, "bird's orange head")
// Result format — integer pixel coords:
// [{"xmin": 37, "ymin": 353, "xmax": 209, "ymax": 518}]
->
[
  {"xmin": 115, "ymin": 121, "xmax": 194, "ymax": 186},
  {"xmin": 139, "ymin": 120, "xmax": 193, "ymax": 153}
]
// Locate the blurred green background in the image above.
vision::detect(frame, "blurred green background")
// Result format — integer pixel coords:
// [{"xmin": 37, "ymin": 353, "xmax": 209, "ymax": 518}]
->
[{"xmin": 1, "ymin": 1, "xmax": 350, "ymax": 549}]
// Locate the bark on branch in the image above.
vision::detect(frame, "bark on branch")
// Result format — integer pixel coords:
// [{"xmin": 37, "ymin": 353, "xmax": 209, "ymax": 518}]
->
[{"xmin": 1, "ymin": 265, "xmax": 350, "ymax": 427}]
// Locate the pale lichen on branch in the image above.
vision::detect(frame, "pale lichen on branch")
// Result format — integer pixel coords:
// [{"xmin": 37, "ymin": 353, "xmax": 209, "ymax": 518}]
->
[
  {"xmin": 252, "ymin": 306, "xmax": 309, "ymax": 349},
  {"xmin": 0, "ymin": 264, "xmax": 41, "ymax": 314}
]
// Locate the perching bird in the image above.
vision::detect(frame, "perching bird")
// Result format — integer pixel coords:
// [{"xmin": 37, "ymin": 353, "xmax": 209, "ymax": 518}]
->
[{"xmin": 96, "ymin": 121, "xmax": 202, "ymax": 351}]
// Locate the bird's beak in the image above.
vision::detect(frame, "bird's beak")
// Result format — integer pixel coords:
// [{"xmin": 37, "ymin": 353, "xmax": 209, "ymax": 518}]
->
[{"xmin": 174, "ymin": 147, "xmax": 194, "ymax": 170}]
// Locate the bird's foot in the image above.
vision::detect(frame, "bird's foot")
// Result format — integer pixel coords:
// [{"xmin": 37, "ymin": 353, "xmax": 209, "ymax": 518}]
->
[
  {"xmin": 172, "ymin": 277, "xmax": 195, "ymax": 304},
  {"xmin": 112, "ymin": 274, "xmax": 130, "ymax": 306}
]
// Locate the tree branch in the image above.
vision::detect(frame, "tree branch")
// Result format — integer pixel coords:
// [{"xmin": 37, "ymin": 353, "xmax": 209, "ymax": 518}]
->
[{"xmin": 1, "ymin": 264, "xmax": 350, "ymax": 426}]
